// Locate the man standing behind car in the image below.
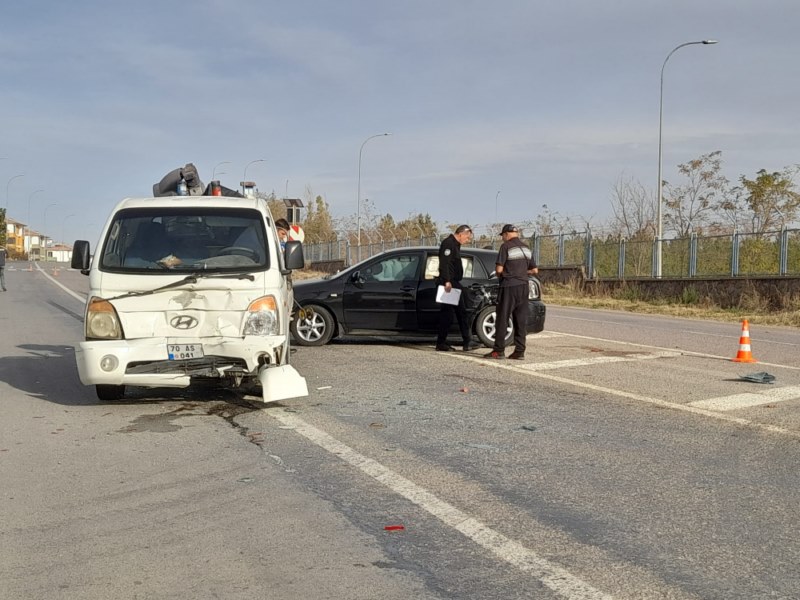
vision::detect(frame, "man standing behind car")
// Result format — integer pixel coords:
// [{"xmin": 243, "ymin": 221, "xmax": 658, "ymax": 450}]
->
[
  {"xmin": 485, "ymin": 224, "xmax": 538, "ymax": 360},
  {"xmin": 435, "ymin": 225, "xmax": 479, "ymax": 352}
]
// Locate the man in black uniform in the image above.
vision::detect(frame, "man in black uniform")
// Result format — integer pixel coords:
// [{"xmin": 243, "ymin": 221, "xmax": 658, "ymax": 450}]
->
[
  {"xmin": 485, "ymin": 224, "xmax": 538, "ymax": 359},
  {"xmin": 435, "ymin": 224, "xmax": 479, "ymax": 352}
]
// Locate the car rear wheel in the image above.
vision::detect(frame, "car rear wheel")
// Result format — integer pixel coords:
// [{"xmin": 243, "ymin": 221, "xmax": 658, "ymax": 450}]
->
[
  {"xmin": 475, "ymin": 306, "xmax": 513, "ymax": 348},
  {"xmin": 96, "ymin": 384, "xmax": 126, "ymax": 401},
  {"xmin": 291, "ymin": 305, "xmax": 335, "ymax": 346}
]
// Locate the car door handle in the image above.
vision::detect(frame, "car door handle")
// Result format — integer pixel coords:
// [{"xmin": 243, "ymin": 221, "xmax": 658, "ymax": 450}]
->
[{"xmin": 400, "ymin": 286, "xmax": 415, "ymax": 292}]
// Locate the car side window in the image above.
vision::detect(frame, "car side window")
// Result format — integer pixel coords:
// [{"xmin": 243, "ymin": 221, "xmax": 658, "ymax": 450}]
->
[
  {"xmin": 371, "ymin": 255, "xmax": 420, "ymax": 282},
  {"xmin": 462, "ymin": 256, "xmax": 474, "ymax": 278}
]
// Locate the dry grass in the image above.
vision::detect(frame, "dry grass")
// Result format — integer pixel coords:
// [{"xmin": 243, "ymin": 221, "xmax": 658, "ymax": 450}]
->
[
  {"xmin": 294, "ymin": 268, "xmax": 329, "ymax": 280},
  {"xmin": 544, "ymin": 282, "xmax": 800, "ymax": 327}
]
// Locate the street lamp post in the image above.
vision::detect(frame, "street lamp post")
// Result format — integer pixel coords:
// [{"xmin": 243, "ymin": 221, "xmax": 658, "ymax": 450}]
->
[
  {"xmin": 6, "ymin": 174, "xmax": 25, "ymax": 212},
  {"xmin": 62, "ymin": 214, "xmax": 76, "ymax": 247},
  {"xmin": 242, "ymin": 159, "xmax": 266, "ymax": 194},
  {"xmin": 356, "ymin": 133, "xmax": 391, "ymax": 262},
  {"xmin": 212, "ymin": 161, "xmax": 231, "ymax": 180},
  {"xmin": 656, "ymin": 39, "xmax": 717, "ymax": 278}
]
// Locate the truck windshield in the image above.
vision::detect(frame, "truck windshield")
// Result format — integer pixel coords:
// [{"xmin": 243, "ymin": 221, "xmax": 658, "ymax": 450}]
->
[{"xmin": 98, "ymin": 207, "xmax": 270, "ymax": 273}]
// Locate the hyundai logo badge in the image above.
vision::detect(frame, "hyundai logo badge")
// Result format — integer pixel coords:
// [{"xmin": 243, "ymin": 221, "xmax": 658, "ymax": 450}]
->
[{"xmin": 170, "ymin": 315, "xmax": 198, "ymax": 330}]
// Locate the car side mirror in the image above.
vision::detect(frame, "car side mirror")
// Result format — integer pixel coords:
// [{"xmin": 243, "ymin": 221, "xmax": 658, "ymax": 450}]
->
[{"xmin": 349, "ymin": 271, "xmax": 365, "ymax": 286}]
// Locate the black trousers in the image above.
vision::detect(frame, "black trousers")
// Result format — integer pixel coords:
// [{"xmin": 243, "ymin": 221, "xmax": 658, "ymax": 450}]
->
[
  {"xmin": 493, "ymin": 283, "xmax": 528, "ymax": 353},
  {"xmin": 436, "ymin": 285, "xmax": 471, "ymax": 346}
]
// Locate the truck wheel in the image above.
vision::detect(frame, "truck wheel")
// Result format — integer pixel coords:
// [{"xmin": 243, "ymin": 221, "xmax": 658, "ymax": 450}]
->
[
  {"xmin": 291, "ymin": 305, "xmax": 335, "ymax": 346},
  {"xmin": 475, "ymin": 306, "xmax": 513, "ymax": 348},
  {"xmin": 96, "ymin": 385, "xmax": 126, "ymax": 401}
]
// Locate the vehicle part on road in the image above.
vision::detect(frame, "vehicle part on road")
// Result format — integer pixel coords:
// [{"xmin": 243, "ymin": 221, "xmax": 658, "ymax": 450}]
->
[{"xmin": 739, "ymin": 372, "xmax": 776, "ymax": 384}]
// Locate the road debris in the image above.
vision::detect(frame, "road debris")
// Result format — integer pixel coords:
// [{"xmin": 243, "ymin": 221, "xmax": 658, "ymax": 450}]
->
[{"xmin": 739, "ymin": 372, "xmax": 776, "ymax": 384}]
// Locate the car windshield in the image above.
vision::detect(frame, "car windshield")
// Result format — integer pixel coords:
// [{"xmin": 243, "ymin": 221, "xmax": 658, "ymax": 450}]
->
[{"xmin": 98, "ymin": 207, "xmax": 270, "ymax": 273}]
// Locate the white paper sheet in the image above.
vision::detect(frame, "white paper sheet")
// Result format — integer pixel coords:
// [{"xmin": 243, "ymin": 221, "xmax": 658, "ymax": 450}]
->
[{"xmin": 436, "ymin": 285, "xmax": 461, "ymax": 305}]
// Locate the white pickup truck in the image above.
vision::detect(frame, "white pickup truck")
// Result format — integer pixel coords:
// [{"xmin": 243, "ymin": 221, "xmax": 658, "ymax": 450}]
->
[{"xmin": 71, "ymin": 171, "xmax": 308, "ymax": 403}]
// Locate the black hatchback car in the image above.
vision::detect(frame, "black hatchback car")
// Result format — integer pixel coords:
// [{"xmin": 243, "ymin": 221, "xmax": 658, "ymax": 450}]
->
[{"xmin": 290, "ymin": 247, "xmax": 545, "ymax": 347}]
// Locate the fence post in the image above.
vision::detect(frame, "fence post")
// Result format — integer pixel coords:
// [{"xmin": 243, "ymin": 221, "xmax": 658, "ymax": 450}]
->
[
  {"xmin": 651, "ymin": 238, "xmax": 658, "ymax": 277},
  {"xmin": 731, "ymin": 231, "xmax": 739, "ymax": 277},
  {"xmin": 779, "ymin": 226, "xmax": 789, "ymax": 276},
  {"xmin": 585, "ymin": 228, "xmax": 593, "ymax": 277},
  {"xmin": 619, "ymin": 239, "xmax": 626, "ymax": 279},
  {"xmin": 532, "ymin": 233, "xmax": 540, "ymax": 266},
  {"xmin": 689, "ymin": 232, "xmax": 698, "ymax": 277},
  {"xmin": 558, "ymin": 233, "xmax": 565, "ymax": 266}
]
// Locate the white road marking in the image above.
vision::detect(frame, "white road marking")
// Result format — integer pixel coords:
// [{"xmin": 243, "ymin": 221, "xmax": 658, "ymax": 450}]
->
[
  {"xmin": 541, "ymin": 330, "xmax": 800, "ymax": 372},
  {"xmin": 519, "ymin": 351, "xmax": 681, "ymax": 371},
  {"xmin": 268, "ymin": 409, "xmax": 613, "ymax": 600},
  {"xmin": 689, "ymin": 385, "xmax": 800, "ymax": 411},
  {"xmin": 456, "ymin": 355, "xmax": 800, "ymax": 439},
  {"xmin": 35, "ymin": 264, "xmax": 87, "ymax": 304},
  {"xmin": 531, "ymin": 331, "xmax": 567, "ymax": 339}
]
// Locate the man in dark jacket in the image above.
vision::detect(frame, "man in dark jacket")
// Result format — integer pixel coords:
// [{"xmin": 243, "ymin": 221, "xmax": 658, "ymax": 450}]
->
[
  {"xmin": 485, "ymin": 224, "xmax": 538, "ymax": 359},
  {"xmin": 435, "ymin": 224, "xmax": 479, "ymax": 351}
]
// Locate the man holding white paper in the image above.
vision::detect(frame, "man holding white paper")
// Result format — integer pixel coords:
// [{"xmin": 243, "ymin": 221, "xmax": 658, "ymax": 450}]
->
[{"xmin": 435, "ymin": 225, "xmax": 479, "ymax": 352}]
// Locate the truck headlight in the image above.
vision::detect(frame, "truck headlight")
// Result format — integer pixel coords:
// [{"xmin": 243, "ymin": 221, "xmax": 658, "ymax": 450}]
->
[
  {"xmin": 86, "ymin": 297, "xmax": 123, "ymax": 340},
  {"xmin": 244, "ymin": 296, "xmax": 279, "ymax": 336}
]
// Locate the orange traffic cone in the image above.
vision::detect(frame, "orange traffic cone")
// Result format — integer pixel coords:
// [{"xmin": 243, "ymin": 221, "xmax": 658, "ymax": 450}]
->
[{"xmin": 731, "ymin": 319, "xmax": 757, "ymax": 363}]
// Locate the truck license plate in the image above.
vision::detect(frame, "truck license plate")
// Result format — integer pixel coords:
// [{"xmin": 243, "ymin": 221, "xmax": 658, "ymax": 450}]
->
[{"xmin": 167, "ymin": 344, "xmax": 204, "ymax": 360}]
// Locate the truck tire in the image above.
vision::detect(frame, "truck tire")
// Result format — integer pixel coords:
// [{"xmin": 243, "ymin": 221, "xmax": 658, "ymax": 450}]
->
[
  {"xmin": 96, "ymin": 385, "xmax": 126, "ymax": 401},
  {"xmin": 475, "ymin": 306, "xmax": 513, "ymax": 348},
  {"xmin": 291, "ymin": 305, "xmax": 335, "ymax": 346}
]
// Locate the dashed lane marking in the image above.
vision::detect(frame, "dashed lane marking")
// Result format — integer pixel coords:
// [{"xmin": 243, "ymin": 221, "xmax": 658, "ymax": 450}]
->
[
  {"xmin": 689, "ymin": 385, "xmax": 800, "ymax": 411},
  {"xmin": 519, "ymin": 350, "xmax": 682, "ymax": 371},
  {"xmin": 267, "ymin": 409, "xmax": 613, "ymax": 600}
]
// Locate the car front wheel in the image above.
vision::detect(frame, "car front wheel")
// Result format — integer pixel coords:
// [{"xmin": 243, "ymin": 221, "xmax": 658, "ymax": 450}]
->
[
  {"xmin": 291, "ymin": 305, "xmax": 335, "ymax": 346},
  {"xmin": 475, "ymin": 306, "xmax": 513, "ymax": 348}
]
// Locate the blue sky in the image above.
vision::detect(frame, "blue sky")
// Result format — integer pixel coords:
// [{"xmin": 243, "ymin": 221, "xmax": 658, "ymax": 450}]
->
[{"xmin": 1, "ymin": 1, "xmax": 798, "ymax": 243}]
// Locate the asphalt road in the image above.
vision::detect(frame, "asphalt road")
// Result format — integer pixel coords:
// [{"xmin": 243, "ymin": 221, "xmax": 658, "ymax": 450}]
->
[{"xmin": 2, "ymin": 261, "xmax": 800, "ymax": 600}]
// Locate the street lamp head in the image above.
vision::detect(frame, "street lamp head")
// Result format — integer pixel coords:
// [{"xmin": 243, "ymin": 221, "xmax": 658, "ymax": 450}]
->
[{"xmin": 702, "ymin": 40, "xmax": 718, "ymax": 45}]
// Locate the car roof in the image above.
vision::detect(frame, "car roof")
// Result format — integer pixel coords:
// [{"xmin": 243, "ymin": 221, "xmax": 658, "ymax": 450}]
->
[{"xmin": 372, "ymin": 246, "xmax": 497, "ymax": 257}]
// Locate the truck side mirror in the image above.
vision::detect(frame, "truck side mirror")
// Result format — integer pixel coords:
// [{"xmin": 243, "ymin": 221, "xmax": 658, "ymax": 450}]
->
[
  {"xmin": 71, "ymin": 240, "xmax": 91, "ymax": 274},
  {"xmin": 284, "ymin": 240, "xmax": 304, "ymax": 271}
]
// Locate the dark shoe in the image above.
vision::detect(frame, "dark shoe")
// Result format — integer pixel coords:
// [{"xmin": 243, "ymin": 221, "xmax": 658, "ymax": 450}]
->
[
  {"xmin": 483, "ymin": 350, "xmax": 505, "ymax": 359},
  {"xmin": 463, "ymin": 342, "xmax": 481, "ymax": 351},
  {"xmin": 436, "ymin": 344, "xmax": 455, "ymax": 352},
  {"xmin": 508, "ymin": 351, "xmax": 525, "ymax": 360}
]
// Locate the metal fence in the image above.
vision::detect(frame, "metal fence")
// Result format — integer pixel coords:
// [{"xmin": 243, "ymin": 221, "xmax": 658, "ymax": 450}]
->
[
  {"xmin": 303, "ymin": 228, "xmax": 800, "ymax": 278},
  {"xmin": 540, "ymin": 228, "xmax": 800, "ymax": 278}
]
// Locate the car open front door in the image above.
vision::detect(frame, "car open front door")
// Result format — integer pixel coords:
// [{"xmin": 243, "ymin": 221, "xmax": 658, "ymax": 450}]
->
[
  {"xmin": 342, "ymin": 252, "xmax": 422, "ymax": 331},
  {"xmin": 416, "ymin": 250, "xmax": 490, "ymax": 331}
]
